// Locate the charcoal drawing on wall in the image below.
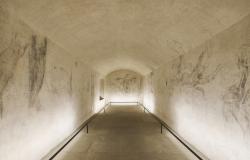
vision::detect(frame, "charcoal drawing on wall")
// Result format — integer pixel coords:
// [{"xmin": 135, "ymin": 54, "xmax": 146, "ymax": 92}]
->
[
  {"xmin": 29, "ymin": 35, "xmax": 47, "ymax": 108},
  {"xmin": 106, "ymin": 70, "xmax": 142, "ymax": 102},
  {"xmin": 46, "ymin": 66, "xmax": 72, "ymax": 96},
  {"xmin": 69, "ymin": 70, "xmax": 73, "ymax": 96},
  {"xmin": 114, "ymin": 74, "xmax": 138, "ymax": 94},
  {"xmin": 0, "ymin": 34, "xmax": 28, "ymax": 118},
  {"xmin": 149, "ymin": 72, "xmax": 154, "ymax": 94},
  {"xmin": 223, "ymin": 44, "xmax": 250, "ymax": 131},
  {"xmin": 169, "ymin": 45, "xmax": 221, "ymax": 96},
  {"xmin": 222, "ymin": 22, "xmax": 250, "ymax": 132}
]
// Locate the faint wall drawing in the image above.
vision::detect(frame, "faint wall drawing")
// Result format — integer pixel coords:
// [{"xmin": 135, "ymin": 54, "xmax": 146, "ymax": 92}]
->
[
  {"xmin": 112, "ymin": 74, "xmax": 137, "ymax": 94},
  {"xmin": 170, "ymin": 45, "xmax": 221, "ymax": 96},
  {"xmin": 74, "ymin": 61, "xmax": 78, "ymax": 67},
  {"xmin": 106, "ymin": 70, "xmax": 142, "ymax": 102},
  {"xmin": 171, "ymin": 54, "xmax": 185, "ymax": 84},
  {"xmin": 149, "ymin": 72, "xmax": 154, "ymax": 93},
  {"xmin": 29, "ymin": 35, "xmax": 47, "ymax": 107},
  {"xmin": 69, "ymin": 70, "xmax": 73, "ymax": 96},
  {"xmin": 46, "ymin": 66, "xmax": 72, "ymax": 96},
  {"xmin": 0, "ymin": 33, "xmax": 28, "ymax": 118},
  {"xmin": 167, "ymin": 39, "xmax": 187, "ymax": 55},
  {"xmin": 85, "ymin": 76, "xmax": 91, "ymax": 93},
  {"xmin": 223, "ymin": 44, "xmax": 250, "ymax": 131},
  {"xmin": 90, "ymin": 73, "xmax": 95, "ymax": 111}
]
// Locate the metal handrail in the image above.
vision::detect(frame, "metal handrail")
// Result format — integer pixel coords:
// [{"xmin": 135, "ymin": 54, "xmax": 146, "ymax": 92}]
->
[
  {"xmin": 48, "ymin": 101, "xmax": 205, "ymax": 160},
  {"xmin": 48, "ymin": 102, "xmax": 111, "ymax": 160},
  {"xmin": 137, "ymin": 102, "xmax": 204, "ymax": 160}
]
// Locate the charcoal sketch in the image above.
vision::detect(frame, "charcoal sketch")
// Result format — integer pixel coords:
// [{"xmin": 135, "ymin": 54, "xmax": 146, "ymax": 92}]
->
[
  {"xmin": 91, "ymin": 73, "xmax": 95, "ymax": 97},
  {"xmin": 69, "ymin": 70, "xmax": 73, "ymax": 96},
  {"xmin": 167, "ymin": 39, "xmax": 187, "ymax": 55},
  {"xmin": 149, "ymin": 72, "xmax": 154, "ymax": 93},
  {"xmin": 29, "ymin": 35, "xmax": 47, "ymax": 107},
  {"xmin": 0, "ymin": 33, "xmax": 28, "ymax": 118},
  {"xmin": 112, "ymin": 74, "xmax": 138, "ymax": 94},
  {"xmin": 223, "ymin": 44, "xmax": 250, "ymax": 131},
  {"xmin": 45, "ymin": 66, "xmax": 73, "ymax": 98},
  {"xmin": 74, "ymin": 61, "xmax": 78, "ymax": 67},
  {"xmin": 170, "ymin": 45, "xmax": 221, "ymax": 96}
]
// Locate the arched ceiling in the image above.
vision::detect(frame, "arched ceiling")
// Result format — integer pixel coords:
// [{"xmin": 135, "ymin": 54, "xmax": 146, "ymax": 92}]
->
[{"xmin": 4, "ymin": 0, "xmax": 250, "ymax": 75}]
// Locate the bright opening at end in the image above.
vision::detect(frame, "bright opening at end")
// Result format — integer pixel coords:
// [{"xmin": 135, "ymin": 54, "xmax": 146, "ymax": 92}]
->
[{"xmin": 110, "ymin": 101, "xmax": 139, "ymax": 106}]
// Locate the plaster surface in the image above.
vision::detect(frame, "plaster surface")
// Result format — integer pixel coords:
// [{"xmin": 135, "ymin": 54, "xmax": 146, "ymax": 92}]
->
[
  {"xmin": 3, "ymin": 0, "xmax": 250, "ymax": 75},
  {"xmin": 1, "ymin": 0, "xmax": 250, "ymax": 159},
  {"xmin": 0, "ymin": 3, "xmax": 104, "ymax": 160},
  {"xmin": 143, "ymin": 15, "xmax": 250, "ymax": 160}
]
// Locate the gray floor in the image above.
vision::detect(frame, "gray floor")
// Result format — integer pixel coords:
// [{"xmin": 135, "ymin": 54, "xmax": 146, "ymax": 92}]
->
[{"xmin": 54, "ymin": 105, "xmax": 193, "ymax": 160}]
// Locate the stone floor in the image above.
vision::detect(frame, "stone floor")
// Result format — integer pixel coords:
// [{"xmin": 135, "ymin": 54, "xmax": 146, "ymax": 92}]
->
[{"xmin": 54, "ymin": 105, "xmax": 196, "ymax": 160}]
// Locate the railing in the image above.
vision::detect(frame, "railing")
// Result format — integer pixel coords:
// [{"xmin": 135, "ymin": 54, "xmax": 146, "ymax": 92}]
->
[
  {"xmin": 48, "ymin": 102, "xmax": 111, "ymax": 160},
  {"xmin": 48, "ymin": 101, "xmax": 205, "ymax": 160},
  {"xmin": 137, "ymin": 102, "xmax": 205, "ymax": 160}
]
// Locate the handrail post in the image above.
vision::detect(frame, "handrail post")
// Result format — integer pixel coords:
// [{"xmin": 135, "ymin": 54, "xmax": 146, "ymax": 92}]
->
[
  {"xmin": 48, "ymin": 103, "xmax": 111, "ymax": 159},
  {"xmin": 141, "ymin": 103, "xmax": 204, "ymax": 160}
]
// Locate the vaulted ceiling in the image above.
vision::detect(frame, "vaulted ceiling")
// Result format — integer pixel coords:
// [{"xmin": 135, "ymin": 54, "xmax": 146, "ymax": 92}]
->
[{"xmin": 4, "ymin": 0, "xmax": 250, "ymax": 75}]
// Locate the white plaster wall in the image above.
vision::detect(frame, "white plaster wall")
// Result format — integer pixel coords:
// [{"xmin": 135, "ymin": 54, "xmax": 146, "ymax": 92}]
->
[
  {"xmin": 0, "ymin": 3, "xmax": 104, "ymax": 160},
  {"xmin": 105, "ymin": 70, "xmax": 143, "ymax": 103},
  {"xmin": 143, "ymin": 15, "xmax": 250, "ymax": 160}
]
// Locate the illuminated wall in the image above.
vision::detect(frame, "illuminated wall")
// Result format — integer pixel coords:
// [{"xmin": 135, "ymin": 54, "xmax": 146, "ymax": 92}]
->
[
  {"xmin": 143, "ymin": 15, "xmax": 250, "ymax": 160},
  {"xmin": 0, "ymin": 4, "xmax": 103, "ymax": 160},
  {"xmin": 105, "ymin": 70, "xmax": 143, "ymax": 103}
]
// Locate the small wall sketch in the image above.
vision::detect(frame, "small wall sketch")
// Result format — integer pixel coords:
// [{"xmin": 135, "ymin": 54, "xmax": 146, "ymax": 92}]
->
[
  {"xmin": 149, "ymin": 72, "xmax": 154, "ymax": 94},
  {"xmin": 69, "ymin": 70, "xmax": 73, "ymax": 96},
  {"xmin": 29, "ymin": 35, "xmax": 47, "ymax": 108},
  {"xmin": 167, "ymin": 39, "xmax": 187, "ymax": 55},
  {"xmin": 223, "ymin": 44, "xmax": 250, "ymax": 131},
  {"xmin": 106, "ymin": 70, "xmax": 142, "ymax": 102},
  {"xmin": 169, "ymin": 45, "xmax": 221, "ymax": 96},
  {"xmin": 0, "ymin": 33, "xmax": 28, "ymax": 118},
  {"xmin": 113, "ymin": 73, "xmax": 137, "ymax": 94},
  {"xmin": 47, "ymin": 66, "xmax": 72, "ymax": 96}
]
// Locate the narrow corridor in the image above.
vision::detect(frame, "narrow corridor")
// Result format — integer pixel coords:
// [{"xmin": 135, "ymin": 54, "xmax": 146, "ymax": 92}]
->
[
  {"xmin": 1, "ymin": 1, "xmax": 250, "ymax": 159},
  {"xmin": 54, "ymin": 105, "xmax": 196, "ymax": 160}
]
